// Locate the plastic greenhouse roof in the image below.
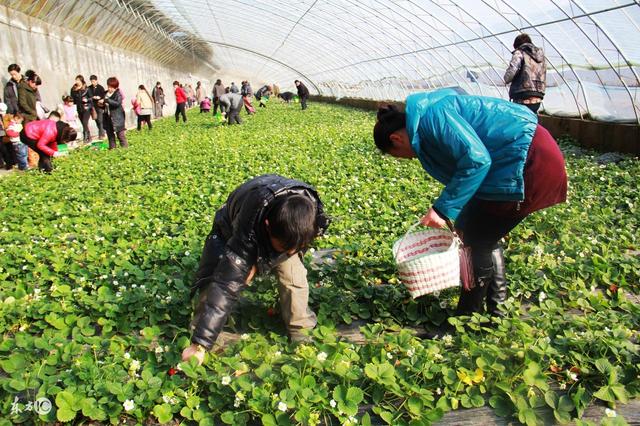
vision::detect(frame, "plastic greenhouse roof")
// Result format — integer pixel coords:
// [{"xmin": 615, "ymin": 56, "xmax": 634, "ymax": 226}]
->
[{"xmin": 152, "ymin": 1, "xmax": 639, "ymax": 123}]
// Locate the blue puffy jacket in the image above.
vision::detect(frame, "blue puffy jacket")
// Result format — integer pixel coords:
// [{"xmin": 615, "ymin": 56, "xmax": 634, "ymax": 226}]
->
[{"xmin": 406, "ymin": 89, "xmax": 538, "ymax": 220}]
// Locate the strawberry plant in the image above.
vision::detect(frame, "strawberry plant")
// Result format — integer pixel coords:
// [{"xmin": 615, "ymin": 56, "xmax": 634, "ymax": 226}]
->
[{"xmin": 0, "ymin": 103, "xmax": 637, "ymax": 425}]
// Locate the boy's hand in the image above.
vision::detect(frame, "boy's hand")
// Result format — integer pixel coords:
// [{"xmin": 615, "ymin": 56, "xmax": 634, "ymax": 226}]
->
[
  {"xmin": 246, "ymin": 266, "xmax": 257, "ymax": 284},
  {"xmin": 181, "ymin": 343, "xmax": 206, "ymax": 365}
]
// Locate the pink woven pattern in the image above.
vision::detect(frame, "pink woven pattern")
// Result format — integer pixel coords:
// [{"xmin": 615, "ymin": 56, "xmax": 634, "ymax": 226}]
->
[{"xmin": 393, "ymin": 228, "xmax": 460, "ymax": 298}]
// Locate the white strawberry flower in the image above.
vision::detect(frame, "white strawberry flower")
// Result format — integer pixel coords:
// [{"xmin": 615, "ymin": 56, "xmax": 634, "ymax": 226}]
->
[
  {"xmin": 317, "ymin": 352, "xmax": 328, "ymax": 362},
  {"xmin": 330, "ymin": 399, "xmax": 337, "ymax": 408},
  {"xmin": 221, "ymin": 375, "xmax": 231, "ymax": 385},
  {"xmin": 123, "ymin": 352, "xmax": 131, "ymax": 359},
  {"xmin": 605, "ymin": 408, "xmax": 617, "ymax": 418},
  {"xmin": 123, "ymin": 399, "xmax": 135, "ymax": 411},
  {"xmin": 278, "ymin": 401, "xmax": 288, "ymax": 412}
]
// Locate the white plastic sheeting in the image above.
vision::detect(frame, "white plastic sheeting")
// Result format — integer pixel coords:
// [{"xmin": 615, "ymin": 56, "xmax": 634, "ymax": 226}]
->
[
  {"xmin": 0, "ymin": 5, "xmax": 206, "ymax": 131},
  {"xmin": 149, "ymin": 0, "xmax": 640, "ymax": 123}
]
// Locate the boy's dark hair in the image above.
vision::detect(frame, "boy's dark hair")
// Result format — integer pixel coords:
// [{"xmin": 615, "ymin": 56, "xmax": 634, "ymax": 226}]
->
[
  {"xmin": 49, "ymin": 110, "xmax": 61, "ymax": 119},
  {"xmin": 8, "ymin": 64, "xmax": 20, "ymax": 73},
  {"xmin": 266, "ymin": 194, "xmax": 318, "ymax": 252},
  {"xmin": 513, "ymin": 33, "xmax": 532, "ymax": 49},
  {"xmin": 373, "ymin": 104, "xmax": 406, "ymax": 153},
  {"xmin": 173, "ymin": 80, "xmax": 179, "ymax": 86},
  {"xmin": 90, "ymin": 75, "xmax": 98, "ymax": 81}
]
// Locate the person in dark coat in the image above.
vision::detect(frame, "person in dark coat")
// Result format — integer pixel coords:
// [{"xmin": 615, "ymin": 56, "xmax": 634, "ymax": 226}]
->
[
  {"xmin": 18, "ymin": 70, "xmax": 40, "ymax": 124},
  {"xmin": 101, "ymin": 77, "xmax": 128, "ymax": 149},
  {"xmin": 88, "ymin": 75, "xmax": 106, "ymax": 139},
  {"xmin": 295, "ymin": 80, "xmax": 310, "ymax": 110},
  {"xmin": 152, "ymin": 82, "xmax": 165, "ymax": 118},
  {"xmin": 70, "ymin": 75, "xmax": 93, "ymax": 143},
  {"xmin": 182, "ymin": 175, "xmax": 330, "ymax": 364},
  {"xmin": 255, "ymin": 85, "xmax": 272, "ymax": 108},
  {"xmin": 4, "ymin": 64, "xmax": 22, "ymax": 115},
  {"xmin": 374, "ymin": 89, "xmax": 567, "ymax": 318},
  {"xmin": 278, "ymin": 91, "xmax": 295, "ymax": 103}
]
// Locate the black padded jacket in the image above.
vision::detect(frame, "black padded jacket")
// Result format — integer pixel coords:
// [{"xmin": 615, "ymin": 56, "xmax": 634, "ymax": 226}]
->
[{"xmin": 191, "ymin": 174, "xmax": 329, "ymax": 348}]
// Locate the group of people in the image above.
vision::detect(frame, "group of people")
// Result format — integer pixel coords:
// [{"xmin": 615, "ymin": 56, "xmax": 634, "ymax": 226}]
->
[
  {"xmin": 181, "ymin": 33, "xmax": 562, "ymax": 364},
  {"xmin": 181, "ymin": 79, "xmax": 311, "ymax": 126}
]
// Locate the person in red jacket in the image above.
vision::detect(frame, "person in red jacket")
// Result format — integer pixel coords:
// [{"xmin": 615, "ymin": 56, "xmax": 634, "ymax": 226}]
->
[
  {"xmin": 20, "ymin": 111, "xmax": 77, "ymax": 172},
  {"xmin": 173, "ymin": 81, "xmax": 187, "ymax": 123}
]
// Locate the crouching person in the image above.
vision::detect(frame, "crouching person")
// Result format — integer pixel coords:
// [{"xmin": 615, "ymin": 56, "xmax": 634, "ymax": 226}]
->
[
  {"xmin": 182, "ymin": 175, "xmax": 330, "ymax": 365},
  {"xmin": 20, "ymin": 111, "xmax": 76, "ymax": 173},
  {"xmin": 219, "ymin": 92, "xmax": 244, "ymax": 125}
]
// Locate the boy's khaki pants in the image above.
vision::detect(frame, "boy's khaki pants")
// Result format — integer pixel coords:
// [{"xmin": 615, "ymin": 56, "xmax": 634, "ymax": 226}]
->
[{"xmin": 191, "ymin": 251, "xmax": 317, "ymax": 337}]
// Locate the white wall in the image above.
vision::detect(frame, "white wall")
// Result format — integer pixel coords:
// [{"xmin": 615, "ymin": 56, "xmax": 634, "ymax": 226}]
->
[{"xmin": 0, "ymin": 6, "xmax": 210, "ymax": 130}]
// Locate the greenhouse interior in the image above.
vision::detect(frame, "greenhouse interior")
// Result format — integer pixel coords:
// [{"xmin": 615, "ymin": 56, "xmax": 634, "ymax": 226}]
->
[{"xmin": 0, "ymin": 0, "xmax": 638, "ymax": 425}]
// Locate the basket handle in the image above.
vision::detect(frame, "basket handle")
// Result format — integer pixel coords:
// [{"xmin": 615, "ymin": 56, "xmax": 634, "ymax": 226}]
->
[{"xmin": 392, "ymin": 221, "xmax": 423, "ymax": 259}]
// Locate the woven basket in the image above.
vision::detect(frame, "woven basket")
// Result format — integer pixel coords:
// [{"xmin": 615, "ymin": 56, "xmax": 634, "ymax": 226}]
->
[{"xmin": 393, "ymin": 224, "xmax": 461, "ymax": 298}]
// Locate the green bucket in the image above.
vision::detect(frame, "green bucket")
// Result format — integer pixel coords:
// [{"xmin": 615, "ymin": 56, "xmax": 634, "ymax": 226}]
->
[
  {"xmin": 57, "ymin": 144, "xmax": 69, "ymax": 152},
  {"xmin": 91, "ymin": 141, "xmax": 108, "ymax": 150}
]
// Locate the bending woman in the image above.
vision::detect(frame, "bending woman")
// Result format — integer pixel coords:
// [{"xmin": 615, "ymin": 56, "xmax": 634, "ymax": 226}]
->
[{"xmin": 374, "ymin": 89, "xmax": 567, "ymax": 316}]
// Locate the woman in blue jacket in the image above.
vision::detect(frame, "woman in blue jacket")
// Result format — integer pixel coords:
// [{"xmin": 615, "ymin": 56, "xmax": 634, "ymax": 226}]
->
[{"xmin": 374, "ymin": 89, "xmax": 567, "ymax": 316}]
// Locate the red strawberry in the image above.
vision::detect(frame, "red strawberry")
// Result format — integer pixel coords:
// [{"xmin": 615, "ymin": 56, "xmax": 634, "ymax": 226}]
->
[
  {"xmin": 267, "ymin": 308, "xmax": 277, "ymax": 317},
  {"xmin": 609, "ymin": 284, "xmax": 618, "ymax": 294},
  {"xmin": 168, "ymin": 367, "xmax": 177, "ymax": 376}
]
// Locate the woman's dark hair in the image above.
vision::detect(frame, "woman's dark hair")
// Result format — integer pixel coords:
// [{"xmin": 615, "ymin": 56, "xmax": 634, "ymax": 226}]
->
[
  {"xmin": 49, "ymin": 111, "xmax": 61, "ymax": 119},
  {"xmin": 373, "ymin": 105, "xmax": 406, "ymax": 153},
  {"xmin": 138, "ymin": 84, "xmax": 146, "ymax": 90},
  {"xmin": 513, "ymin": 33, "xmax": 532, "ymax": 49},
  {"xmin": 266, "ymin": 194, "xmax": 318, "ymax": 252},
  {"xmin": 173, "ymin": 80, "xmax": 179, "ymax": 86},
  {"xmin": 156, "ymin": 81, "xmax": 161, "ymax": 86},
  {"xmin": 25, "ymin": 70, "xmax": 41, "ymax": 85},
  {"xmin": 106, "ymin": 77, "xmax": 119, "ymax": 89},
  {"xmin": 8, "ymin": 64, "xmax": 20, "ymax": 73},
  {"xmin": 215, "ymin": 79, "xmax": 221, "ymax": 85},
  {"xmin": 75, "ymin": 75, "xmax": 86, "ymax": 85},
  {"xmin": 62, "ymin": 95, "xmax": 73, "ymax": 102},
  {"xmin": 56, "ymin": 122, "xmax": 77, "ymax": 143}
]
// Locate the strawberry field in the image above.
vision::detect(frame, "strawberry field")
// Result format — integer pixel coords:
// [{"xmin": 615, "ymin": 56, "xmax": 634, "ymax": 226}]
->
[{"xmin": 0, "ymin": 103, "xmax": 638, "ymax": 425}]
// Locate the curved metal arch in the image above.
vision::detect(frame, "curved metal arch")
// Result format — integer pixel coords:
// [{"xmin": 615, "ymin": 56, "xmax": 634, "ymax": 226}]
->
[
  {"xmin": 440, "ymin": 1, "xmax": 583, "ymax": 111},
  {"xmin": 340, "ymin": 0, "xmax": 488, "ymax": 96},
  {"xmin": 481, "ymin": 0, "xmax": 588, "ymax": 119},
  {"xmin": 201, "ymin": 40, "xmax": 322, "ymax": 93},
  {"xmin": 569, "ymin": 0, "xmax": 640, "ymax": 123}
]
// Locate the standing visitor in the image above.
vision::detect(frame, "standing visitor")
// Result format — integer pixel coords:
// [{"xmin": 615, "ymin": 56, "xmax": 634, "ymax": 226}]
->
[
  {"xmin": 173, "ymin": 81, "xmax": 187, "ymax": 123},
  {"xmin": 212, "ymin": 79, "xmax": 226, "ymax": 115},
  {"xmin": 152, "ymin": 82, "xmax": 165, "ymax": 118},
  {"xmin": 18, "ymin": 70, "xmax": 42, "ymax": 168},
  {"xmin": 295, "ymin": 80, "xmax": 309, "ymax": 110},
  {"xmin": 241, "ymin": 81, "xmax": 255, "ymax": 114},
  {"xmin": 60, "ymin": 96, "xmax": 81, "ymax": 141},
  {"xmin": 4, "ymin": 112, "xmax": 27, "ymax": 171},
  {"xmin": 504, "ymin": 33, "xmax": 547, "ymax": 114},
  {"xmin": 229, "ymin": 82, "xmax": 239, "ymax": 93},
  {"xmin": 182, "ymin": 175, "xmax": 330, "ymax": 365},
  {"xmin": 102, "ymin": 77, "xmax": 128, "ymax": 149},
  {"xmin": 18, "ymin": 70, "xmax": 40, "ymax": 124},
  {"xmin": 196, "ymin": 81, "xmax": 205, "ymax": 104},
  {"xmin": 186, "ymin": 84, "xmax": 196, "ymax": 108},
  {"xmin": 20, "ymin": 111, "xmax": 76, "ymax": 173},
  {"xmin": 4, "ymin": 64, "xmax": 22, "ymax": 115},
  {"xmin": 135, "ymin": 85, "xmax": 153, "ymax": 131},
  {"xmin": 88, "ymin": 75, "xmax": 106, "ymax": 140},
  {"xmin": 218, "ymin": 92, "xmax": 244, "ymax": 125},
  {"xmin": 0, "ymin": 103, "xmax": 16, "ymax": 170},
  {"xmin": 70, "ymin": 75, "xmax": 92, "ymax": 143},
  {"xmin": 373, "ymin": 89, "xmax": 567, "ymax": 317}
]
